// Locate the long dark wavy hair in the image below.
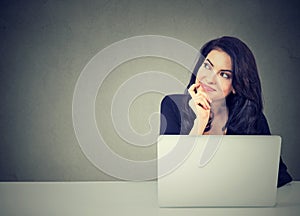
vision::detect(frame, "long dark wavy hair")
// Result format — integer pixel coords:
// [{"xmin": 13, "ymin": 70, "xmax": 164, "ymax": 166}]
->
[{"xmin": 181, "ymin": 36, "xmax": 263, "ymax": 134}]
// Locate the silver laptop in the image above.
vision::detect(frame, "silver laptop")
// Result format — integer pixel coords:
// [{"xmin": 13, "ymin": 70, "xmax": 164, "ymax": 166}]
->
[{"xmin": 157, "ymin": 135, "xmax": 281, "ymax": 207}]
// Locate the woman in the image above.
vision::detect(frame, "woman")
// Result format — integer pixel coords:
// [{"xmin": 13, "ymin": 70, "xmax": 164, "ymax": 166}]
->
[{"xmin": 160, "ymin": 36, "xmax": 292, "ymax": 187}]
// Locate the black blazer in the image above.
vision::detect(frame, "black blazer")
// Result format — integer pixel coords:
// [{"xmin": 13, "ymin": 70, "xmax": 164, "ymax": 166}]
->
[{"xmin": 160, "ymin": 94, "xmax": 292, "ymax": 187}]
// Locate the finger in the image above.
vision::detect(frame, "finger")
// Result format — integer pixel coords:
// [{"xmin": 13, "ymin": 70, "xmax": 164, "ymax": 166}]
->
[
  {"xmin": 196, "ymin": 84, "xmax": 212, "ymax": 104},
  {"xmin": 189, "ymin": 83, "xmax": 211, "ymax": 110},
  {"xmin": 194, "ymin": 96, "xmax": 211, "ymax": 110},
  {"xmin": 188, "ymin": 83, "xmax": 200, "ymax": 92},
  {"xmin": 188, "ymin": 84, "xmax": 199, "ymax": 97},
  {"xmin": 195, "ymin": 88, "xmax": 212, "ymax": 106},
  {"xmin": 193, "ymin": 93, "xmax": 211, "ymax": 109}
]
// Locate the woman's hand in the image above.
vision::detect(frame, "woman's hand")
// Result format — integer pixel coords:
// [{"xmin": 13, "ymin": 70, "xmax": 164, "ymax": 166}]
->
[{"xmin": 188, "ymin": 83, "xmax": 212, "ymax": 134}]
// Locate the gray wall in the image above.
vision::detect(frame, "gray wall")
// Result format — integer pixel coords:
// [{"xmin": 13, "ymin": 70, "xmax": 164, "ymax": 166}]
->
[{"xmin": 0, "ymin": 0, "xmax": 299, "ymax": 181}]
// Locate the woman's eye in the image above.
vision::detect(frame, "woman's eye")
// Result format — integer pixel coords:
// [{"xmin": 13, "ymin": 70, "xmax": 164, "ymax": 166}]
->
[
  {"xmin": 203, "ymin": 62, "xmax": 211, "ymax": 70},
  {"xmin": 220, "ymin": 72, "xmax": 231, "ymax": 79}
]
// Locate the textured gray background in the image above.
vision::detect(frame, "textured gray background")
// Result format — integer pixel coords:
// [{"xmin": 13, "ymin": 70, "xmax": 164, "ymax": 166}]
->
[{"xmin": 0, "ymin": 0, "xmax": 299, "ymax": 181}]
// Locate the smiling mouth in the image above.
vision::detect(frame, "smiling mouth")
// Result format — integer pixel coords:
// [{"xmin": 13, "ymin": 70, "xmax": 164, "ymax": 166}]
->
[{"xmin": 200, "ymin": 83, "xmax": 216, "ymax": 92}]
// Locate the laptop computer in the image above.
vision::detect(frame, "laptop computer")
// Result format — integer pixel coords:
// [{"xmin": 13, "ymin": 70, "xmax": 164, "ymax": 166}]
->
[{"xmin": 157, "ymin": 135, "xmax": 281, "ymax": 207}]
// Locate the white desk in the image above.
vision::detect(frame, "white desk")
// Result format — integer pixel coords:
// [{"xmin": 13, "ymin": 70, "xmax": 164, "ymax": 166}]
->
[{"xmin": 0, "ymin": 181, "xmax": 299, "ymax": 216}]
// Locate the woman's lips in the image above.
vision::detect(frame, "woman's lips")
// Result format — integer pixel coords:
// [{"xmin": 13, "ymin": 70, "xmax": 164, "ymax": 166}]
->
[{"xmin": 200, "ymin": 83, "xmax": 216, "ymax": 92}]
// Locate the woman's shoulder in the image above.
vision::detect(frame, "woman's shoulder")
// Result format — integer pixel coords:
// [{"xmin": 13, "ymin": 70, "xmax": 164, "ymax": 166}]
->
[
  {"xmin": 161, "ymin": 94, "xmax": 189, "ymax": 105},
  {"xmin": 162, "ymin": 94, "xmax": 189, "ymax": 100},
  {"xmin": 257, "ymin": 112, "xmax": 271, "ymax": 133}
]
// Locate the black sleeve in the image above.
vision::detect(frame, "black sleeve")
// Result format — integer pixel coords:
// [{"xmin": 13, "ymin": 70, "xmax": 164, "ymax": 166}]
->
[
  {"xmin": 277, "ymin": 157, "xmax": 293, "ymax": 187},
  {"xmin": 160, "ymin": 95, "xmax": 181, "ymax": 135},
  {"xmin": 258, "ymin": 114, "xmax": 293, "ymax": 187},
  {"xmin": 257, "ymin": 113, "xmax": 271, "ymax": 135}
]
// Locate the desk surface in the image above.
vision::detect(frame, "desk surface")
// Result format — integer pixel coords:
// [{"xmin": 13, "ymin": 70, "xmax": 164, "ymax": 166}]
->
[{"xmin": 0, "ymin": 181, "xmax": 299, "ymax": 216}]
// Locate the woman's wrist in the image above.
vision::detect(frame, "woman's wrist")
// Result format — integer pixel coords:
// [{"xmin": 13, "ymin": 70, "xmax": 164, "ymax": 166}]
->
[{"xmin": 189, "ymin": 118, "xmax": 206, "ymax": 135}]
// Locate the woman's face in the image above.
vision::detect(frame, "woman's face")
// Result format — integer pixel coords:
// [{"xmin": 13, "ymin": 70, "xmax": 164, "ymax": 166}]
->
[{"xmin": 195, "ymin": 49, "xmax": 234, "ymax": 100}]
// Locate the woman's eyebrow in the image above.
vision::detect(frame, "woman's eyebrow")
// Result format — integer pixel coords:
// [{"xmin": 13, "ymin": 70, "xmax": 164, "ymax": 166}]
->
[
  {"xmin": 206, "ymin": 58, "xmax": 233, "ymax": 73},
  {"xmin": 206, "ymin": 58, "xmax": 214, "ymax": 67},
  {"xmin": 221, "ymin": 69, "xmax": 233, "ymax": 73}
]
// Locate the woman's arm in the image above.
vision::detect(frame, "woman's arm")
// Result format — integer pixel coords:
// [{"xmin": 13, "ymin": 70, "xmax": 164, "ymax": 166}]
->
[
  {"xmin": 258, "ymin": 113, "xmax": 293, "ymax": 187},
  {"xmin": 160, "ymin": 95, "xmax": 181, "ymax": 135},
  {"xmin": 187, "ymin": 83, "xmax": 211, "ymax": 135},
  {"xmin": 188, "ymin": 99, "xmax": 209, "ymax": 135}
]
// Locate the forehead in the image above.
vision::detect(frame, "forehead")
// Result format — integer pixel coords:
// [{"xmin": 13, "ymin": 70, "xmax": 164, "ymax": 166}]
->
[{"xmin": 206, "ymin": 49, "xmax": 232, "ymax": 70}]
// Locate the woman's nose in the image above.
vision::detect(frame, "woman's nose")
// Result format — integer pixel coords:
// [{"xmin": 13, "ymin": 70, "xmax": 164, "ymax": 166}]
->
[{"xmin": 205, "ymin": 69, "xmax": 217, "ymax": 84}]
